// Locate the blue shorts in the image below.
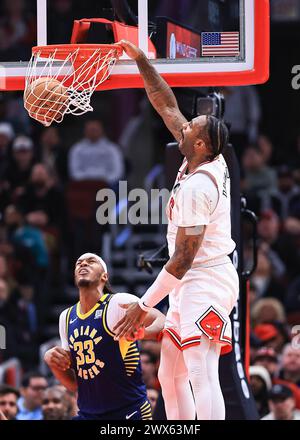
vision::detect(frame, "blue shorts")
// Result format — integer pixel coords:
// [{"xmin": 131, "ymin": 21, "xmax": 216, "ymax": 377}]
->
[{"xmin": 73, "ymin": 399, "xmax": 152, "ymax": 421}]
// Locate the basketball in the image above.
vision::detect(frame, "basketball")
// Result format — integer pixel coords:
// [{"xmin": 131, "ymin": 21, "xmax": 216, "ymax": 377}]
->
[{"xmin": 24, "ymin": 77, "xmax": 68, "ymax": 126}]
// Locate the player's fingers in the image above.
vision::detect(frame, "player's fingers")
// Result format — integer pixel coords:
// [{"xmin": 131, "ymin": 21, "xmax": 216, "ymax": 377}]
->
[
  {"xmin": 54, "ymin": 347, "xmax": 70, "ymax": 357},
  {"xmin": 49, "ymin": 356, "xmax": 69, "ymax": 370},
  {"xmin": 53, "ymin": 350, "xmax": 70, "ymax": 363},
  {"xmin": 113, "ymin": 323, "xmax": 127, "ymax": 339},
  {"xmin": 117, "ymin": 322, "xmax": 135, "ymax": 340},
  {"xmin": 51, "ymin": 351, "xmax": 71, "ymax": 367},
  {"xmin": 113, "ymin": 315, "xmax": 127, "ymax": 332},
  {"xmin": 114, "ymin": 322, "xmax": 129, "ymax": 340}
]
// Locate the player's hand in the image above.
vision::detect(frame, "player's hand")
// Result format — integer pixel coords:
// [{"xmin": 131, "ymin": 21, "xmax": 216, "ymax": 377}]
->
[
  {"xmin": 113, "ymin": 302, "xmax": 147, "ymax": 340},
  {"xmin": 126, "ymin": 326, "xmax": 145, "ymax": 342},
  {"xmin": 116, "ymin": 40, "xmax": 145, "ymax": 60},
  {"xmin": 44, "ymin": 346, "xmax": 71, "ymax": 371},
  {"xmin": 0, "ymin": 409, "xmax": 7, "ymax": 420}
]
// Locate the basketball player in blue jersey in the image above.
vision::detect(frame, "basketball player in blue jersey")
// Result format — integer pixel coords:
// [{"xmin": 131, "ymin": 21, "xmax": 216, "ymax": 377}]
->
[{"xmin": 44, "ymin": 253, "xmax": 165, "ymax": 420}]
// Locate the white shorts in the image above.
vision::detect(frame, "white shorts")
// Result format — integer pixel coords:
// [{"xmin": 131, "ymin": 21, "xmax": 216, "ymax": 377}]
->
[{"xmin": 163, "ymin": 261, "xmax": 239, "ymax": 355}]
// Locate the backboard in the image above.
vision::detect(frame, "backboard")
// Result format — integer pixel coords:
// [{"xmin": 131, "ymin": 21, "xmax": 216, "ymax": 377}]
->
[{"xmin": 0, "ymin": 0, "xmax": 269, "ymax": 91}]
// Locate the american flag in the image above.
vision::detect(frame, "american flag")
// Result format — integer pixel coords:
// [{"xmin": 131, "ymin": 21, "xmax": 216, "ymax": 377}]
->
[{"xmin": 201, "ymin": 32, "xmax": 240, "ymax": 57}]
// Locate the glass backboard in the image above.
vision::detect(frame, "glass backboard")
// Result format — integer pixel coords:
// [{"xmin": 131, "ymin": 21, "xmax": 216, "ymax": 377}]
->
[{"xmin": 0, "ymin": 0, "xmax": 269, "ymax": 91}]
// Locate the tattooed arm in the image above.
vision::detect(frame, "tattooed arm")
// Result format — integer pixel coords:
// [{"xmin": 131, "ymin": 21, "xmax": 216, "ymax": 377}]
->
[
  {"xmin": 117, "ymin": 40, "xmax": 187, "ymax": 142},
  {"xmin": 113, "ymin": 225, "xmax": 205, "ymax": 339},
  {"xmin": 165, "ymin": 226, "xmax": 206, "ymax": 278}
]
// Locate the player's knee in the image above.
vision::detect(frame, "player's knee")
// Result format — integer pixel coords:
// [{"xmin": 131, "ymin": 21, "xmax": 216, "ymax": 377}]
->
[
  {"xmin": 157, "ymin": 363, "xmax": 169, "ymax": 386},
  {"xmin": 183, "ymin": 349, "xmax": 208, "ymax": 385}
]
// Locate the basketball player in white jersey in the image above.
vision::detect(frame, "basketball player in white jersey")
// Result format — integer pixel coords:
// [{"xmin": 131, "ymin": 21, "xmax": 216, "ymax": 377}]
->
[{"xmin": 113, "ymin": 41, "xmax": 239, "ymax": 420}]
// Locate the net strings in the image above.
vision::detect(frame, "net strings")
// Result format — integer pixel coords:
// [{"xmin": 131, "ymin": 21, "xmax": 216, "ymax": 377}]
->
[{"xmin": 24, "ymin": 48, "xmax": 118, "ymax": 126}]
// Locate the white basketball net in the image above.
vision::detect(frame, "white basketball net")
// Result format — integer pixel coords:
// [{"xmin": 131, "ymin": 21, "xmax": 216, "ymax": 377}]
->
[{"xmin": 24, "ymin": 46, "xmax": 119, "ymax": 126}]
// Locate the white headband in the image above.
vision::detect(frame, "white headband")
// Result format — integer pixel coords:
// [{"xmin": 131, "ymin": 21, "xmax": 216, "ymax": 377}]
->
[{"xmin": 77, "ymin": 253, "xmax": 108, "ymax": 273}]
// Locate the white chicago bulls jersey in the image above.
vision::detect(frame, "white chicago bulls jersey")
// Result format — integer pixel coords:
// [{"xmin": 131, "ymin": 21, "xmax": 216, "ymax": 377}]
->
[{"xmin": 166, "ymin": 154, "xmax": 236, "ymax": 266}]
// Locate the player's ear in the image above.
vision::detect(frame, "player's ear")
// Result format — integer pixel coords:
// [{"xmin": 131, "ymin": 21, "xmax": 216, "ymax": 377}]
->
[
  {"xmin": 194, "ymin": 138, "xmax": 205, "ymax": 151},
  {"xmin": 101, "ymin": 272, "xmax": 108, "ymax": 283}
]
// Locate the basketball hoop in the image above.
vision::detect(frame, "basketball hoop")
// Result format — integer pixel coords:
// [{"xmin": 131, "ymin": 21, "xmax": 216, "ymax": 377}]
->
[{"xmin": 24, "ymin": 44, "xmax": 123, "ymax": 126}]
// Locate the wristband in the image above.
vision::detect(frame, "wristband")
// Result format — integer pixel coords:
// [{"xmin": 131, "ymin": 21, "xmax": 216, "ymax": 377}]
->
[
  {"xmin": 139, "ymin": 267, "xmax": 181, "ymax": 309},
  {"xmin": 138, "ymin": 298, "xmax": 152, "ymax": 312}
]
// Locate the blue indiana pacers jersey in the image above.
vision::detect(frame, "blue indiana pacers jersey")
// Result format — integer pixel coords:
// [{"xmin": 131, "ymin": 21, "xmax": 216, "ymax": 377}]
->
[{"xmin": 66, "ymin": 293, "xmax": 149, "ymax": 417}]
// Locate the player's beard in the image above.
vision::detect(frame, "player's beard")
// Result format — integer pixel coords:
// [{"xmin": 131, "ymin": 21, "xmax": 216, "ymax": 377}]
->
[{"xmin": 77, "ymin": 277, "xmax": 99, "ymax": 288}]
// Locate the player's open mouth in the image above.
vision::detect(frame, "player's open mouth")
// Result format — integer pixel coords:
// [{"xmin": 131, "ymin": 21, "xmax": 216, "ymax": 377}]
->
[{"xmin": 79, "ymin": 269, "xmax": 89, "ymax": 275}]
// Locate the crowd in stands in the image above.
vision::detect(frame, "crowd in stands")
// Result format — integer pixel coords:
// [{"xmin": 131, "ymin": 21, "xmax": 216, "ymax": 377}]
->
[{"xmin": 0, "ymin": 0, "xmax": 299, "ymax": 421}]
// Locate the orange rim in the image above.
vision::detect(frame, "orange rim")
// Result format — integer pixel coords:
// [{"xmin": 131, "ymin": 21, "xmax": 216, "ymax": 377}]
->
[{"xmin": 32, "ymin": 44, "xmax": 123, "ymax": 59}]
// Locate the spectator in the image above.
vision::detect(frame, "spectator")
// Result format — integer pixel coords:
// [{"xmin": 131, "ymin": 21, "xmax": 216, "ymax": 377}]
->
[
  {"xmin": 0, "ymin": 254, "xmax": 17, "ymax": 290},
  {"xmin": 249, "ymin": 282, "xmax": 259, "ymax": 306},
  {"xmin": 278, "ymin": 344, "xmax": 300, "ymax": 387},
  {"xmin": 249, "ymin": 333, "xmax": 264, "ymax": 364},
  {"xmin": 221, "ymin": 86, "xmax": 261, "ymax": 161},
  {"xmin": 39, "ymin": 127, "xmax": 69, "ymax": 183},
  {"xmin": 250, "ymin": 250, "xmax": 284, "ymax": 302},
  {"xmin": 253, "ymin": 347, "xmax": 279, "ymax": 378},
  {"xmin": 257, "ymin": 210, "xmax": 280, "ymax": 246},
  {"xmin": 253, "ymin": 323, "xmax": 288, "ymax": 354},
  {"xmin": 17, "ymin": 372, "xmax": 48, "ymax": 420},
  {"xmin": 2, "ymin": 135, "xmax": 35, "ymax": 198},
  {"xmin": 146, "ymin": 388, "xmax": 159, "ymax": 413},
  {"xmin": 251, "ymin": 298, "xmax": 286, "ymax": 327},
  {"xmin": 253, "ymin": 347, "xmax": 300, "ymax": 409},
  {"xmin": 62, "ymin": 389, "xmax": 78, "ymax": 419},
  {"xmin": 17, "ymin": 164, "xmax": 66, "ymax": 234},
  {"xmin": 0, "ymin": 278, "xmax": 17, "ymax": 362},
  {"xmin": 0, "ymin": 385, "xmax": 20, "ymax": 420},
  {"xmin": 257, "ymin": 210, "xmax": 300, "ymax": 281},
  {"xmin": 264, "ymin": 166, "xmax": 300, "ymax": 220},
  {"xmin": 0, "ymin": 0, "xmax": 36, "ymax": 62},
  {"xmin": 141, "ymin": 339, "xmax": 162, "ymax": 359},
  {"xmin": 285, "ymin": 275, "xmax": 300, "ymax": 323},
  {"xmin": 68, "ymin": 119, "xmax": 124, "ymax": 185},
  {"xmin": 0, "ymin": 92, "xmax": 31, "ymax": 135},
  {"xmin": 0, "ymin": 122, "xmax": 14, "ymax": 176},
  {"xmin": 0, "ymin": 255, "xmax": 7, "ymax": 279},
  {"xmin": 258, "ymin": 135, "xmax": 276, "ymax": 166},
  {"xmin": 140, "ymin": 350, "xmax": 160, "ymax": 391},
  {"xmin": 41, "ymin": 386, "xmax": 69, "ymax": 420},
  {"xmin": 119, "ymin": 98, "xmax": 156, "ymax": 188},
  {"xmin": 4, "ymin": 204, "xmax": 49, "ymax": 273},
  {"xmin": 262, "ymin": 384, "xmax": 300, "ymax": 420},
  {"xmin": 249, "ymin": 365, "xmax": 272, "ymax": 418},
  {"xmin": 12, "ymin": 283, "xmax": 39, "ymax": 371},
  {"xmin": 242, "ymin": 146, "xmax": 277, "ymax": 199}
]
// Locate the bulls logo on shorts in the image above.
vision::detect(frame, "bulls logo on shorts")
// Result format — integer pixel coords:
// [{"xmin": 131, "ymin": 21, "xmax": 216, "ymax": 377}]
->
[{"xmin": 195, "ymin": 306, "xmax": 228, "ymax": 343}]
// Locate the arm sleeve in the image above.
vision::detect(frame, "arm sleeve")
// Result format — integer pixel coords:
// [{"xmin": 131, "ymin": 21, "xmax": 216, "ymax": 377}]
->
[
  {"xmin": 59, "ymin": 309, "xmax": 70, "ymax": 351},
  {"xmin": 106, "ymin": 293, "xmax": 139, "ymax": 332},
  {"xmin": 172, "ymin": 173, "xmax": 219, "ymax": 227}
]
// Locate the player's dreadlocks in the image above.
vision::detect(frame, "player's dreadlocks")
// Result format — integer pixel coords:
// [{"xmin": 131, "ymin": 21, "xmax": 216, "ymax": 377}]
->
[{"xmin": 206, "ymin": 115, "xmax": 229, "ymax": 160}]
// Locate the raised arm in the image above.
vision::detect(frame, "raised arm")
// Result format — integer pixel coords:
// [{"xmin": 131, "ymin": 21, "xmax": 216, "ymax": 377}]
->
[{"xmin": 117, "ymin": 40, "xmax": 187, "ymax": 142}]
